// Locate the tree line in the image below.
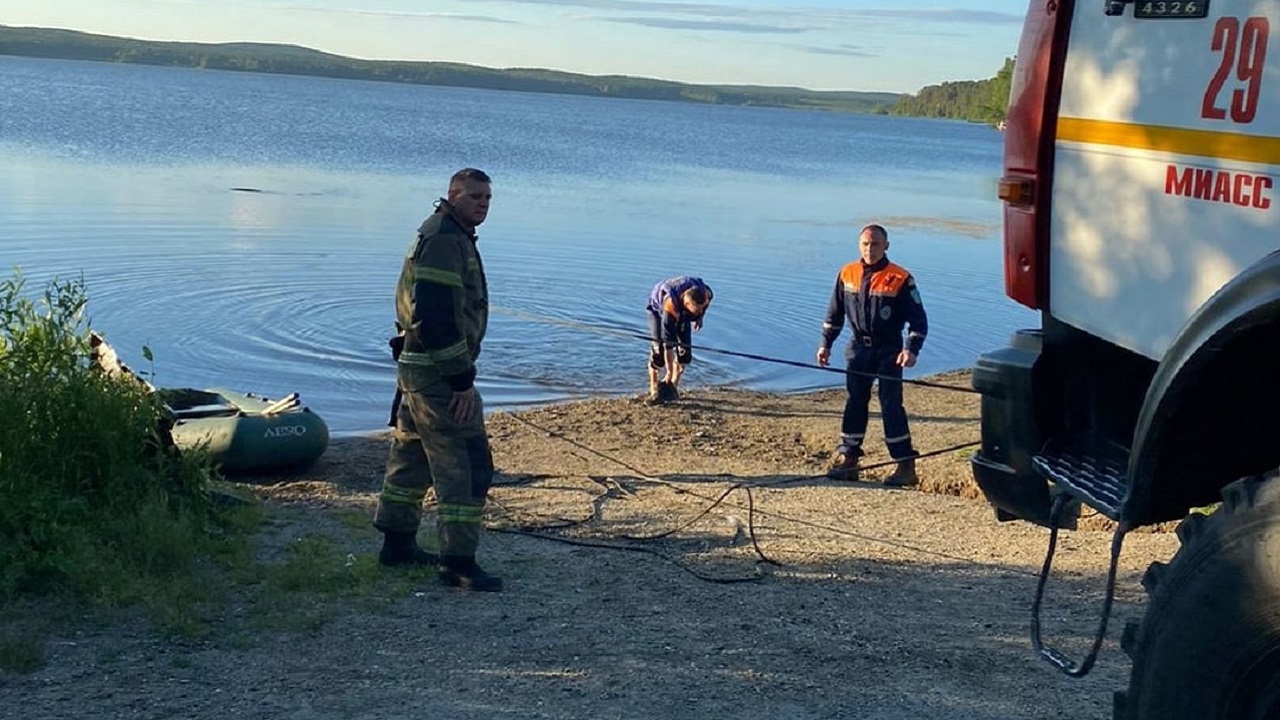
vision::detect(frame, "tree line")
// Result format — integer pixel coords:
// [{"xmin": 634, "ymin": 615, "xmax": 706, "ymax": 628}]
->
[
  {"xmin": 887, "ymin": 57, "xmax": 1015, "ymax": 124},
  {"xmin": 0, "ymin": 26, "xmax": 898, "ymax": 113},
  {"xmin": 0, "ymin": 25, "xmax": 1013, "ymax": 121}
]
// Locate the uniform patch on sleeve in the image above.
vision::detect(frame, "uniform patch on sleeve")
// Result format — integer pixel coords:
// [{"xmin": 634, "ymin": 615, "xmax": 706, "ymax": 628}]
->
[
  {"xmin": 880, "ymin": 306, "xmax": 893, "ymax": 320},
  {"xmin": 911, "ymin": 289, "xmax": 921, "ymax": 304}
]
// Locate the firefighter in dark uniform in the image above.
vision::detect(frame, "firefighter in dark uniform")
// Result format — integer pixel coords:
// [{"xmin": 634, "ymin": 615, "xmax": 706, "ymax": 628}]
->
[
  {"xmin": 374, "ymin": 168, "xmax": 502, "ymax": 592},
  {"xmin": 817, "ymin": 223, "xmax": 928, "ymax": 487}
]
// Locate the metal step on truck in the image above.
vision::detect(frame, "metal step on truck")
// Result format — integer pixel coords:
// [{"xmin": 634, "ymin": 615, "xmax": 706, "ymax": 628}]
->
[{"xmin": 970, "ymin": 1, "xmax": 1279, "ymax": 718}]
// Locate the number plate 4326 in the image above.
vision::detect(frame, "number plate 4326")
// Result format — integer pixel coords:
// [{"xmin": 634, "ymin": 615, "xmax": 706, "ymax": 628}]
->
[{"xmin": 1134, "ymin": 0, "xmax": 1210, "ymax": 18}]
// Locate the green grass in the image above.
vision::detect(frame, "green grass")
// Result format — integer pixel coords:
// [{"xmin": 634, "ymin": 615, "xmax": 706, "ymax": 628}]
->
[
  {"xmin": 0, "ymin": 272, "xmax": 222, "ymax": 598},
  {"xmin": 239, "ymin": 530, "xmax": 427, "ymax": 635},
  {"xmin": 335, "ymin": 508, "xmax": 381, "ymax": 535},
  {"xmin": 0, "ymin": 271, "xmax": 235, "ymax": 670},
  {"xmin": 0, "ymin": 631, "xmax": 45, "ymax": 674},
  {"xmin": 0, "ymin": 271, "xmax": 424, "ymax": 673}
]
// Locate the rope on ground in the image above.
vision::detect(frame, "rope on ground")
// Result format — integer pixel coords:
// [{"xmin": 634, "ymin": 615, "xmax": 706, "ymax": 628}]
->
[
  {"xmin": 615, "ymin": 482, "xmax": 780, "ymax": 571},
  {"xmin": 494, "ymin": 307, "xmax": 981, "ymax": 394},
  {"xmin": 475, "ymin": 308, "xmax": 990, "ymax": 581},
  {"xmin": 485, "ymin": 479, "xmax": 776, "ymax": 584},
  {"xmin": 488, "ymin": 415, "xmax": 1033, "ymax": 581},
  {"xmin": 483, "ymin": 414, "xmax": 780, "ymax": 583},
  {"xmin": 489, "ymin": 525, "xmax": 773, "ymax": 584},
  {"xmin": 752, "ymin": 440, "xmax": 981, "ymax": 489}
]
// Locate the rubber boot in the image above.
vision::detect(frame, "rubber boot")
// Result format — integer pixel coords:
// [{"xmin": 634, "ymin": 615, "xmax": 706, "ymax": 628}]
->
[
  {"xmin": 826, "ymin": 453, "xmax": 860, "ymax": 480},
  {"xmin": 378, "ymin": 531, "xmax": 439, "ymax": 568},
  {"xmin": 884, "ymin": 458, "xmax": 920, "ymax": 488},
  {"xmin": 439, "ymin": 556, "xmax": 503, "ymax": 592},
  {"xmin": 647, "ymin": 381, "xmax": 679, "ymax": 405}
]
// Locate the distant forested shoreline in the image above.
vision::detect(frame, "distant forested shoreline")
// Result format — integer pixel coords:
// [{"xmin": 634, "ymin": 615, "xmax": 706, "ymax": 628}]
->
[
  {"xmin": 0, "ymin": 25, "xmax": 1011, "ymax": 122},
  {"xmin": 890, "ymin": 57, "xmax": 1014, "ymax": 125}
]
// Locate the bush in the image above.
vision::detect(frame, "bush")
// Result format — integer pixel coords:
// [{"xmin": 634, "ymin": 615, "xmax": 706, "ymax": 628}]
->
[{"xmin": 0, "ymin": 271, "xmax": 219, "ymax": 601}]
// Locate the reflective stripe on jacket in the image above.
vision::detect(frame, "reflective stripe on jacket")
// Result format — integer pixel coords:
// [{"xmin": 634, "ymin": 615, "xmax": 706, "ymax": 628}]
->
[{"xmin": 396, "ymin": 203, "xmax": 489, "ymax": 386}]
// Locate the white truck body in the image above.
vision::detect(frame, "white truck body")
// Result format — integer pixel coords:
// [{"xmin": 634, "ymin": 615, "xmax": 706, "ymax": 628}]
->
[
  {"xmin": 1050, "ymin": 2, "xmax": 1280, "ymax": 358},
  {"xmin": 973, "ymin": 3, "xmax": 1280, "ymax": 714}
]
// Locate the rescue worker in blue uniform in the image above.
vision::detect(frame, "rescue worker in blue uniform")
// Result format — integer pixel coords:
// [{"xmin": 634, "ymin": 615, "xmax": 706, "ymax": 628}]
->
[
  {"xmin": 817, "ymin": 224, "xmax": 928, "ymax": 487},
  {"xmin": 646, "ymin": 276, "xmax": 713, "ymax": 401},
  {"xmin": 374, "ymin": 168, "xmax": 502, "ymax": 592}
]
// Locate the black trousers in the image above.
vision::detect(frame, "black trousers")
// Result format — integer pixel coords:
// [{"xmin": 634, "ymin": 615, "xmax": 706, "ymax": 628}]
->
[
  {"xmin": 839, "ymin": 346, "xmax": 916, "ymax": 461},
  {"xmin": 646, "ymin": 309, "xmax": 692, "ymax": 367}
]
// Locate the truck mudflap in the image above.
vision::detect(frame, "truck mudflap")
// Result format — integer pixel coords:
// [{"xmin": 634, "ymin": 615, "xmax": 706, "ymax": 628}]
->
[{"xmin": 969, "ymin": 329, "xmax": 1061, "ymax": 528}]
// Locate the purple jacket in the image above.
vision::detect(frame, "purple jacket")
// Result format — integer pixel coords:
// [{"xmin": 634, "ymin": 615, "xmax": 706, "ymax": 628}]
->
[{"xmin": 647, "ymin": 276, "xmax": 712, "ymax": 321}]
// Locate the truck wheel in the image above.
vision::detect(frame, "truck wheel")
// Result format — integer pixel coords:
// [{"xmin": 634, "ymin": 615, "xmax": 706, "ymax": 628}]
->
[{"xmin": 1115, "ymin": 470, "xmax": 1280, "ymax": 720}]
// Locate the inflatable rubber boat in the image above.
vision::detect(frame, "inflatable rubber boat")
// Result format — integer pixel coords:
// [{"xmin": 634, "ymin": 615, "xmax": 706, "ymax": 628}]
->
[{"xmin": 161, "ymin": 388, "xmax": 330, "ymax": 474}]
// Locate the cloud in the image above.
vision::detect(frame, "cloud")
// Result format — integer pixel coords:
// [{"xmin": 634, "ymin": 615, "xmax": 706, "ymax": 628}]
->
[
  {"xmin": 604, "ymin": 17, "xmax": 806, "ymax": 34},
  {"xmin": 323, "ymin": 9, "xmax": 517, "ymax": 24},
  {"xmin": 801, "ymin": 43, "xmax": 879, "ymax": 59},
  {"xmin": 852, "ymin": 9, "xmax": 1024, "ymax": 25},
  {"xmin": 429, "ymin": 15, "xmax": 517, "ymax": 24},
  {"xmin": 472, "ymin": 2, "xmax": 1021, "ymax": 44},
  {"xmin": 218, "ymin": 2, "xmax": 520, "ymax": 24},
  {"xmin": 462, "ymin": 1, "xmax": 1023, "ymax": 26},
  {"xmin": 465, "ymin": 0, "xmax": 754, "ymax": 16}
]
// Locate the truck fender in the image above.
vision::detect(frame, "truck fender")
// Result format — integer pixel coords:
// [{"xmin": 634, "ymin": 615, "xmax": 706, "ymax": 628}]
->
[{"xmin": 1126, "ymin": 250, "xmax": 1280, "ymax": 526}]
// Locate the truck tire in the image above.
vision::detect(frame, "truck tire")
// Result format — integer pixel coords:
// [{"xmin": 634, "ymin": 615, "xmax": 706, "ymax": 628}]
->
[{"xmin": 1115, "ymin": 470, "xmax": 1280, "ymax": 720}]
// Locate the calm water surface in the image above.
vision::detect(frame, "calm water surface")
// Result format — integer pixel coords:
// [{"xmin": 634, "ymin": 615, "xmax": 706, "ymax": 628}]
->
[{"xmin": 0, "ymin": 56, "xmax": 1033, "ymax": 434}]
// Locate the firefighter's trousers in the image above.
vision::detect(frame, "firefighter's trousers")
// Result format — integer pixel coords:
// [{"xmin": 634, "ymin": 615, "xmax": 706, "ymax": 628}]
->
[{"xmin": 374, "ymin": 368, "xmax": 494, "ymax": 560}]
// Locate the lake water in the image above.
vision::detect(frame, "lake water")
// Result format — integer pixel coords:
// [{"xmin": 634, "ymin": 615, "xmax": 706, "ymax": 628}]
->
[{"xmin": 0, "ymin": 56, "xmax": 1033, "ymax": 434}]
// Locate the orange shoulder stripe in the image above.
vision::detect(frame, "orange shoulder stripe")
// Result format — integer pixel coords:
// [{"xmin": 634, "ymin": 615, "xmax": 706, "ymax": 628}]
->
[
  {"xmin": 838, "ymin": 262, "xmax": 863, "ymax": 289},
  {"xmin": 869, "ymin": 263, "xmax": 910, "ymax": 296}
]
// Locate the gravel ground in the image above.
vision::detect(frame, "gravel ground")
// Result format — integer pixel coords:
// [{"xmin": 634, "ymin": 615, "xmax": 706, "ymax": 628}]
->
[{"xmin": 1, "ymin": 373, "xmax": 1179, "ymax": 720}]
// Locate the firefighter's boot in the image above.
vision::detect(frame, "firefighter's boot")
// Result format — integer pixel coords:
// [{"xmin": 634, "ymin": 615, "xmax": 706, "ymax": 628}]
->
[
  {"xmin": 826, "ymin": 453, "xmax": 860, "ymax": 481},
  {"xmin": 378, "ymin": 531, "xmax": 439, "ymax": 568},
  {"xmin": 884, "ymin": 458, "xmax": 920, "ymax": 488},
  {"xmin": 439, "ymin": 556, "xmax": 504, "ymax": 592}
]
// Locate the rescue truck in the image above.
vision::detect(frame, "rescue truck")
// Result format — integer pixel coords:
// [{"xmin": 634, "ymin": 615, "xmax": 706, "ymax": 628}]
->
[{"xmin": 969, "ymin": 1, "xmax": 1280, "ymax": 717}]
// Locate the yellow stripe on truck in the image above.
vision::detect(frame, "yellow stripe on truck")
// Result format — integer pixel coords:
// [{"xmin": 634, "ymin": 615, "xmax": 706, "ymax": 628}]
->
[{"xmin": 1057, "ymin": 117, "xmax": 1280, "ymax": 166}]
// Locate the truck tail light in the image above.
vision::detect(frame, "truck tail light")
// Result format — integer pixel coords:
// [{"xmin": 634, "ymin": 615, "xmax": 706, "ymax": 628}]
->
[{"xmin": 998, "ymin": 176, "xmax": 1036, "ymax": 206}]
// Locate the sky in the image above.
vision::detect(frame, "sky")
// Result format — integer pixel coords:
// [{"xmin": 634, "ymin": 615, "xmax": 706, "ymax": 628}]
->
[{"xmin": 0, "ymin": 0, "xmax": 1027, "ymax": 93}]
